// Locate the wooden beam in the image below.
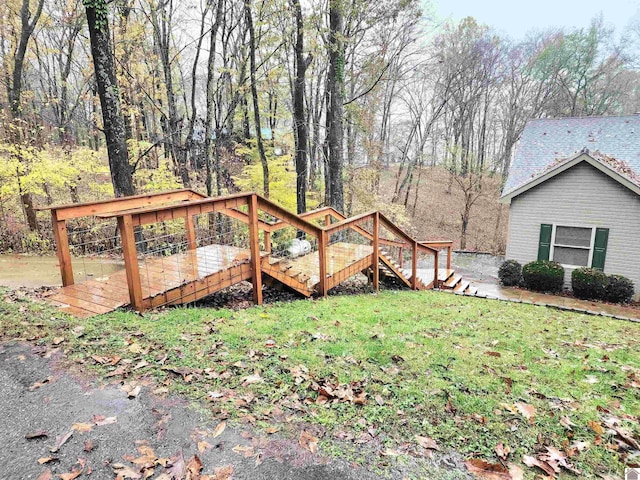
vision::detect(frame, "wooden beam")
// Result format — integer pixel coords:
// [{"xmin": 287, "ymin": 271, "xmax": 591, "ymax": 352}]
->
[
  {"xmin": 318, "ymin": 230, "xmax": 328, "ymax": 297},
  {"xmin": 412, "ymin": 241, "xmax": 418, "ymax": 290},
  {"xmin": 247, "ymin": 194, "xmax": 263, "ymax": 305},
  {"xmin": 264, "ymin": 231, "xmax": 271, "ymax": 253},
  {"xmin": 256, "ymin": 195, "xmax": 321, "ymax": 238},
  {"xmin": 117, "ymin": 214, "xmax": 144, "ymax": 312},
  {"xmin": 446, "ymin": 245, "xmax": 452, "ymax": 270},
  {"xmin": 433, "ymin": 250, "xmax": 439, "ymax": 288},
  {"xmin": 372, "ymin": 212, "xmax": 379, "ymax": 292},
  {"xmin": 185, "ymin": 215, "xmax": 196, "ymax": 250},
  {"xmin": 39, "ymin": 189, "xmax": 205, "ymax": 221},
  {"xmin": 51, "ymin": 210, "xmax": 74, "ymax": 286}
]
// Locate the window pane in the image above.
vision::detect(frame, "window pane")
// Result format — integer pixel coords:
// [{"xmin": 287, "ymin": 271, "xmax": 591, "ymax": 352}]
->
[
  {"xmin": 555, "ymin": 226, "xmax": 591, "ymax": 247},
  {"xmin": 553, "ymin": 246, "xmax": 589, "ymax": 266}
]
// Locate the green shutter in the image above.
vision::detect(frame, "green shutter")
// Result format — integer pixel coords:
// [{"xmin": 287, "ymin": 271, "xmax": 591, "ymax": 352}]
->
[
  {"xmin": 537, "ymin": 224, "xmax": 552, "ymax": 261},
  {"xmin": 591, "ymin": 228, "xmax": 609, "ymax": 270}
]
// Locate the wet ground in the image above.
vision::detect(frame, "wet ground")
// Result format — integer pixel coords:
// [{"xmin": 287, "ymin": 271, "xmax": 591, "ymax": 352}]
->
[
  {"xmin": 0, "ymin": 254, "xmax": 123, "ymax": 288},
  {"xmin": 0, "ymin": 342, "xmax": 384, "ymax": 480}
]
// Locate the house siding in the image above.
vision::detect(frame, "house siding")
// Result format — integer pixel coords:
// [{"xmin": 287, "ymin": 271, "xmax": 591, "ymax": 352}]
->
[{"xmin": 506, "ymin": 162, "xmax": 640, "ymax": 297}]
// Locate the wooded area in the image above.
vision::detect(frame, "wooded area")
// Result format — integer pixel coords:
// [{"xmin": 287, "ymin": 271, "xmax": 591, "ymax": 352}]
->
[{"xmin": 2, "ymin": 0, "xmax": 640, "ymax": 253}]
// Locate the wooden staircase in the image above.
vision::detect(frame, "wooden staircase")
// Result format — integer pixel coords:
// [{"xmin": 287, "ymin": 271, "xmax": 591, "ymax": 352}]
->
[
  {"xmin": 40, "ymin": 190, "xmax": 476, "ymax": 318},
  {"xmin": 377, "ymin": 250, "xmax": 477, "ymax": 295}
]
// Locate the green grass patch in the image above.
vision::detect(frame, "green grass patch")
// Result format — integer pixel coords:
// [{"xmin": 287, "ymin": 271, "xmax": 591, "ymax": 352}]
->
[{"xmin": 1, "ymin": 288, "xmax": 638, "ymax": 477}]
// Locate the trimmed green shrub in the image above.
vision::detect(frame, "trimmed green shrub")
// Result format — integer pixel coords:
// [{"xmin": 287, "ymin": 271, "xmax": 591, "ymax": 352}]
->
[
  {"xmin": 522, "ymin": 260, "xmax": 564, "ymax": 292},
  {"xmin": 571, "ymin": 267, "xmax": 608, "ymax": 300},
  {"xmin": 498, "ymin": 260, "xmax": 522, "ymax": 286},
  {"xmin": 605, "ymin": 275, "xmax": 635, "ymax": 304}
]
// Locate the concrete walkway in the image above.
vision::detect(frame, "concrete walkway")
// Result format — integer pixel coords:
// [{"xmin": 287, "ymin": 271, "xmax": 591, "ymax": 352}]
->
[{"xmin": 471, "ymin": 282, "xmax": 640, "ymax": 322}]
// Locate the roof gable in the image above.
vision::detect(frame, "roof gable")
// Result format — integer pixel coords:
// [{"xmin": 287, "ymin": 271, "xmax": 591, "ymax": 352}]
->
[
  {"xmin": 500, "ymin": 151, "xmax": 640, "ymax": 202},
  {"xmin": 502, "ymin": 115, "xmax": 640, "ymax": 200}
]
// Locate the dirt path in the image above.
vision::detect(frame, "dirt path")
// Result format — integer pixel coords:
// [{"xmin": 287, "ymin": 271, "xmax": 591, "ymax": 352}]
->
[{"xmin": 0, "ymin": 342, "xmax": 381, "ymax": 480}]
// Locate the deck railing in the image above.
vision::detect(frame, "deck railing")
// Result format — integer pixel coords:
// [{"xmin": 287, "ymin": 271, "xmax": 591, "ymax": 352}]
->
[{"xmin": 42, "ymin": 190, "xmax": 453, "ymax": 313}]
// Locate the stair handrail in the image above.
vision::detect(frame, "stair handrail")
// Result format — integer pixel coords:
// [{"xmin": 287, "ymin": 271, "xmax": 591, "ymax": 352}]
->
[
  {"xmin": 378, "ymin": 212, "xmax": 439, "ymax": 289},
  {"xmin": 419, "ymin": 240, "xmax": 453, "ymax": 271}
]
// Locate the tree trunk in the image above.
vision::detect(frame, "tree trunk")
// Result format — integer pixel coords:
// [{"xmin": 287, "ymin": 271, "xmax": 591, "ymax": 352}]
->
[
  {"xmin": 326, "ymin": 0, "xmax": 344, "ymax": 212},
  {"xmin": 290, "ymin": 0, "xmax": 308, "ymax": 215},
  {"xmin": 244, "ymin": 0, "xmax": 269, "ymax": 198},
  {"xmin": 85, "ymin": 0, "xmax": 135, "ymax": 197}
]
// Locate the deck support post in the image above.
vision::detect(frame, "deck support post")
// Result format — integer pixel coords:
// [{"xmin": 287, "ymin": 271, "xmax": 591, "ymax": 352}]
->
[
  {"xmin": 118, "ymin": 214, "xmax": 144, "ymax": 312},
  {"xmin": 446, "ymin": 245, "xmax": 452, "ymax": 270},
  {"xmin": 411, "ymin": 241, "xmax": 418, "ymax": 290},
  {"xmin": 248, "ymin": 194, "xmax": 263, "ymax": 305},
  {"xmin": 433, "ymin": 250, "xmax": 439, "ymax": 288},
  {"xmin": 264, "ymin": 231, "xmax": 271, "ymax": 253},
  {"xmin": 372, "ymin": 213, "xmax": 379, "ymax": 292},
  {"xmin": 185, "ymin": 215, "xmax": 197, "ymax": 250},
  {"xmin": 52, "ymin": 210, "xmax": 74, "ymax": 286},
  {"xmin": 318, "ymin": 230, "xmax": 328, "ymax": 297},
  {"xmin": 398, "ymin": 247, "xmax": 403, "ymax": 269}
]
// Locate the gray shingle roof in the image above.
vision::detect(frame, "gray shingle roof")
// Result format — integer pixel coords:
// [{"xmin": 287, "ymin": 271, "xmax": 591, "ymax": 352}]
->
[{"xmin": 502, "ymin": 115, "xmax": 640, "ymax": 196}]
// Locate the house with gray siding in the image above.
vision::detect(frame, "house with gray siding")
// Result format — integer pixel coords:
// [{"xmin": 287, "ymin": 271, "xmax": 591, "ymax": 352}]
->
[{"xmin": 500, "ymin": 115, "xmax": 640, "ymax": 297}]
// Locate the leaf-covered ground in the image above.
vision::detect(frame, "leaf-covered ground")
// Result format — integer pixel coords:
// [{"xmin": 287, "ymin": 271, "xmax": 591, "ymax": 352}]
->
[{"xmin": 1, "ymin": 288, "xmax": 638, "ymax": 479}]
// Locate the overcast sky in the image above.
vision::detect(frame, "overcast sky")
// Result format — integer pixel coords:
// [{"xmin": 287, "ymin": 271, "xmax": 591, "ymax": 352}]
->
[{"xmin": 430, "ymin": 0, "xmax": 640, "ymax": 39}]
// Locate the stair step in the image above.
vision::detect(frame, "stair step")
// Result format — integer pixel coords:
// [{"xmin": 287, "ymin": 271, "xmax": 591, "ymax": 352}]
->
[
  {"xmin": 454, "ymin": 280, "xmax": 469, "ymax": 293},
  {"xmin": 466, "ymin": 286, "xmax": 478, "ymax": 296},
  {"xmin": 443, "ymin": 274, "xmax": 462, "ymax": 289}
]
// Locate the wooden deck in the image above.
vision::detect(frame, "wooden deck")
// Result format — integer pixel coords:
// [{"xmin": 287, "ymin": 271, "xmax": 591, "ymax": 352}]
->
[
  {"xmin": 40, "ymin": 190, "xmax": 462, "ymax": 318},
  {"xmin": 46, "ymin": 245, "xmax": 260, "ymax": 318}
]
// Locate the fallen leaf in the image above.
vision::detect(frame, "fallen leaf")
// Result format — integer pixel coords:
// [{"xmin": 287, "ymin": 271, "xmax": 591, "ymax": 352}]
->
[
  {"xmin": 507, "ymin": 463, "xmax": 524, "ymax": 480},
  {"xmin": 128, "ymin": 385, "xmax": 142, "ymax": 399},
  {"xmin": 185, "ymin": 454, "xmax": 203, "ymax": 479},
  {"xmin": 465, "ymin": 458, "xmax": 511, "ymax": 479},
  {"xmin": 29, "ymin": 377, "xmax": 53, "ymax": 391},
  {"xmin": 374, "ymin": 395, "xmax": 385, "ymax": 406},
  {"xmin": 36, "ymin": 469, "xmax": 52, "ymax": 480},
  {"xmin": 415, "ymin": 435, "xmax": 439, "ymax": 450},
  {"xmin": 72, "ymin": 423, "xmax": 93, "ymax": 433},
  {"xmin": 242, "ymin": 372, "xmax": 264, "ymax": 386},
  {"xmin": 112, "ymin": 463, "xmax": 142, "ymax": 479},
  {"xmin": 165, "ymin": 451, "xmax": 185, "ymax": 478},
  {"xmin": 212, "ymin": 421, "xmax": 226, "ymax": 438},
  {"xmin": 93, "ymin": 415, "xmax": 117, "ymax": 426},
  {"xmin": 128, "ymin": 343, "xmax": 143, "ymax": 354},
  {"xmin": 59, "ymin": 468, "xmax": 83, "ymax": 480},
  {"xmin": 38, "ymin": 457, "xmax": 58, "ymax": 464},
  {"xmin": 560, "ymin": 416, "xmax": 575, "ymax": 429},
  {"xmin": 50, "ymin": 431, "xmax": 73, "ymax": 452},
  {"xmin": 522, "ymin": 455, "xmax": 556, "ymax": 478},
  {"xmin": 485, "ymin": 351, "xmax": 502, "ymax": 357},
  {"xmin": 265, "ymin": 427, "xmax": 280, "ymax": 434},
  {"xmin": 198, "ymin": 441, "xmax": 211, "ymax": 453},
  {"xmin": 495, "ymin": 442, "xmax": 510, "ymax": 460},
  {"xmin": 299, "ymin": 431, "xmax": 318, "ymax": 453},
  {"xmin": 25, "ymin": 430, "xmax": 49, "ymax": 440},
  {"xmin": 514, "ymin": 402, "xmax": 536, "ymax": 424},
  {"xmin": 52, "ymin": 336, "xmax": 65, "ymax": 345},
  {"xmin": 588, "ymin": 420, "xmax": 604, "ymax": 435},
  {"xmin": 202, "ymin": 465, "xmax": 234, "ymax": 480},
  {"xmin": 84, "ymin": 439, "xmax": 94, "ymax": 452}
]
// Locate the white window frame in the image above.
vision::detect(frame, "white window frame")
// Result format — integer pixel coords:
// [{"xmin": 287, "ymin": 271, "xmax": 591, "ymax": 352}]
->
[{"xmin": 549, "ymin": 224, "xmax": 596, "ymax": 268}]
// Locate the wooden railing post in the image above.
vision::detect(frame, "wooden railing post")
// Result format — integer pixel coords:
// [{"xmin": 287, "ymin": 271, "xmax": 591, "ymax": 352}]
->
[
  {"xmin": 117, "ymin": 214, "xmax": 144, "ymax": 312},
  {"xmin": 398, "ymin": 247, "xmax": 403, "ymax": 269},
  {"xmin": 433, "ymin": 250, "xmax": 439, "ymax": 288},
  {"xmin": 412, "ymin": 241, "xmax": 418, "ymax": 290},
  {"xmin": 264, "ymin": 231, "xmax": 271, "ymax": 253},
  {"xmin": 248, "ymin": 194, "xmax": 263, "ymax": 305},
  {"xmin": 324, "ymin": 214, "xmax": 331, "ymax": 227},
  {"xmin": 185, "ymin": 215, "xmax": 197, "ymax": 250},
  {"xmin": 51, "ymin": 210, "xmax": 74, "ymax": 286},
  {"xmin": 318, "ymin": 230, "xmax": 328, "ymax": 297},
  {"xmin": 447, "ymin": 245, "xmax": 452, "ymax": 270},
  {"xmin": 372, "ymin": 212, "xmax": 379, "ymax": 291}
]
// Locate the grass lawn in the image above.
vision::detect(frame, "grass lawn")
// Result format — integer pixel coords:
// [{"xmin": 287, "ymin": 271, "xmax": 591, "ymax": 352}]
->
[{"xmin": 1, "ymin": 288, "xmax": 638, "ymax": 478}]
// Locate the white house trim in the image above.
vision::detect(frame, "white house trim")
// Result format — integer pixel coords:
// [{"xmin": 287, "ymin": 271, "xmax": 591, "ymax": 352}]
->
[{"xmin": 500, "ymin": 153, "xmax": 640, "ymax": 204}]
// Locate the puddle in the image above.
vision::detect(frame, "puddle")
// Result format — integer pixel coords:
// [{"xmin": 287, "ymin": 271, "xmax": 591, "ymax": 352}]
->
[{"xmin": 0, "ymin": 254, "xmax": 124, "ymax": 288}]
